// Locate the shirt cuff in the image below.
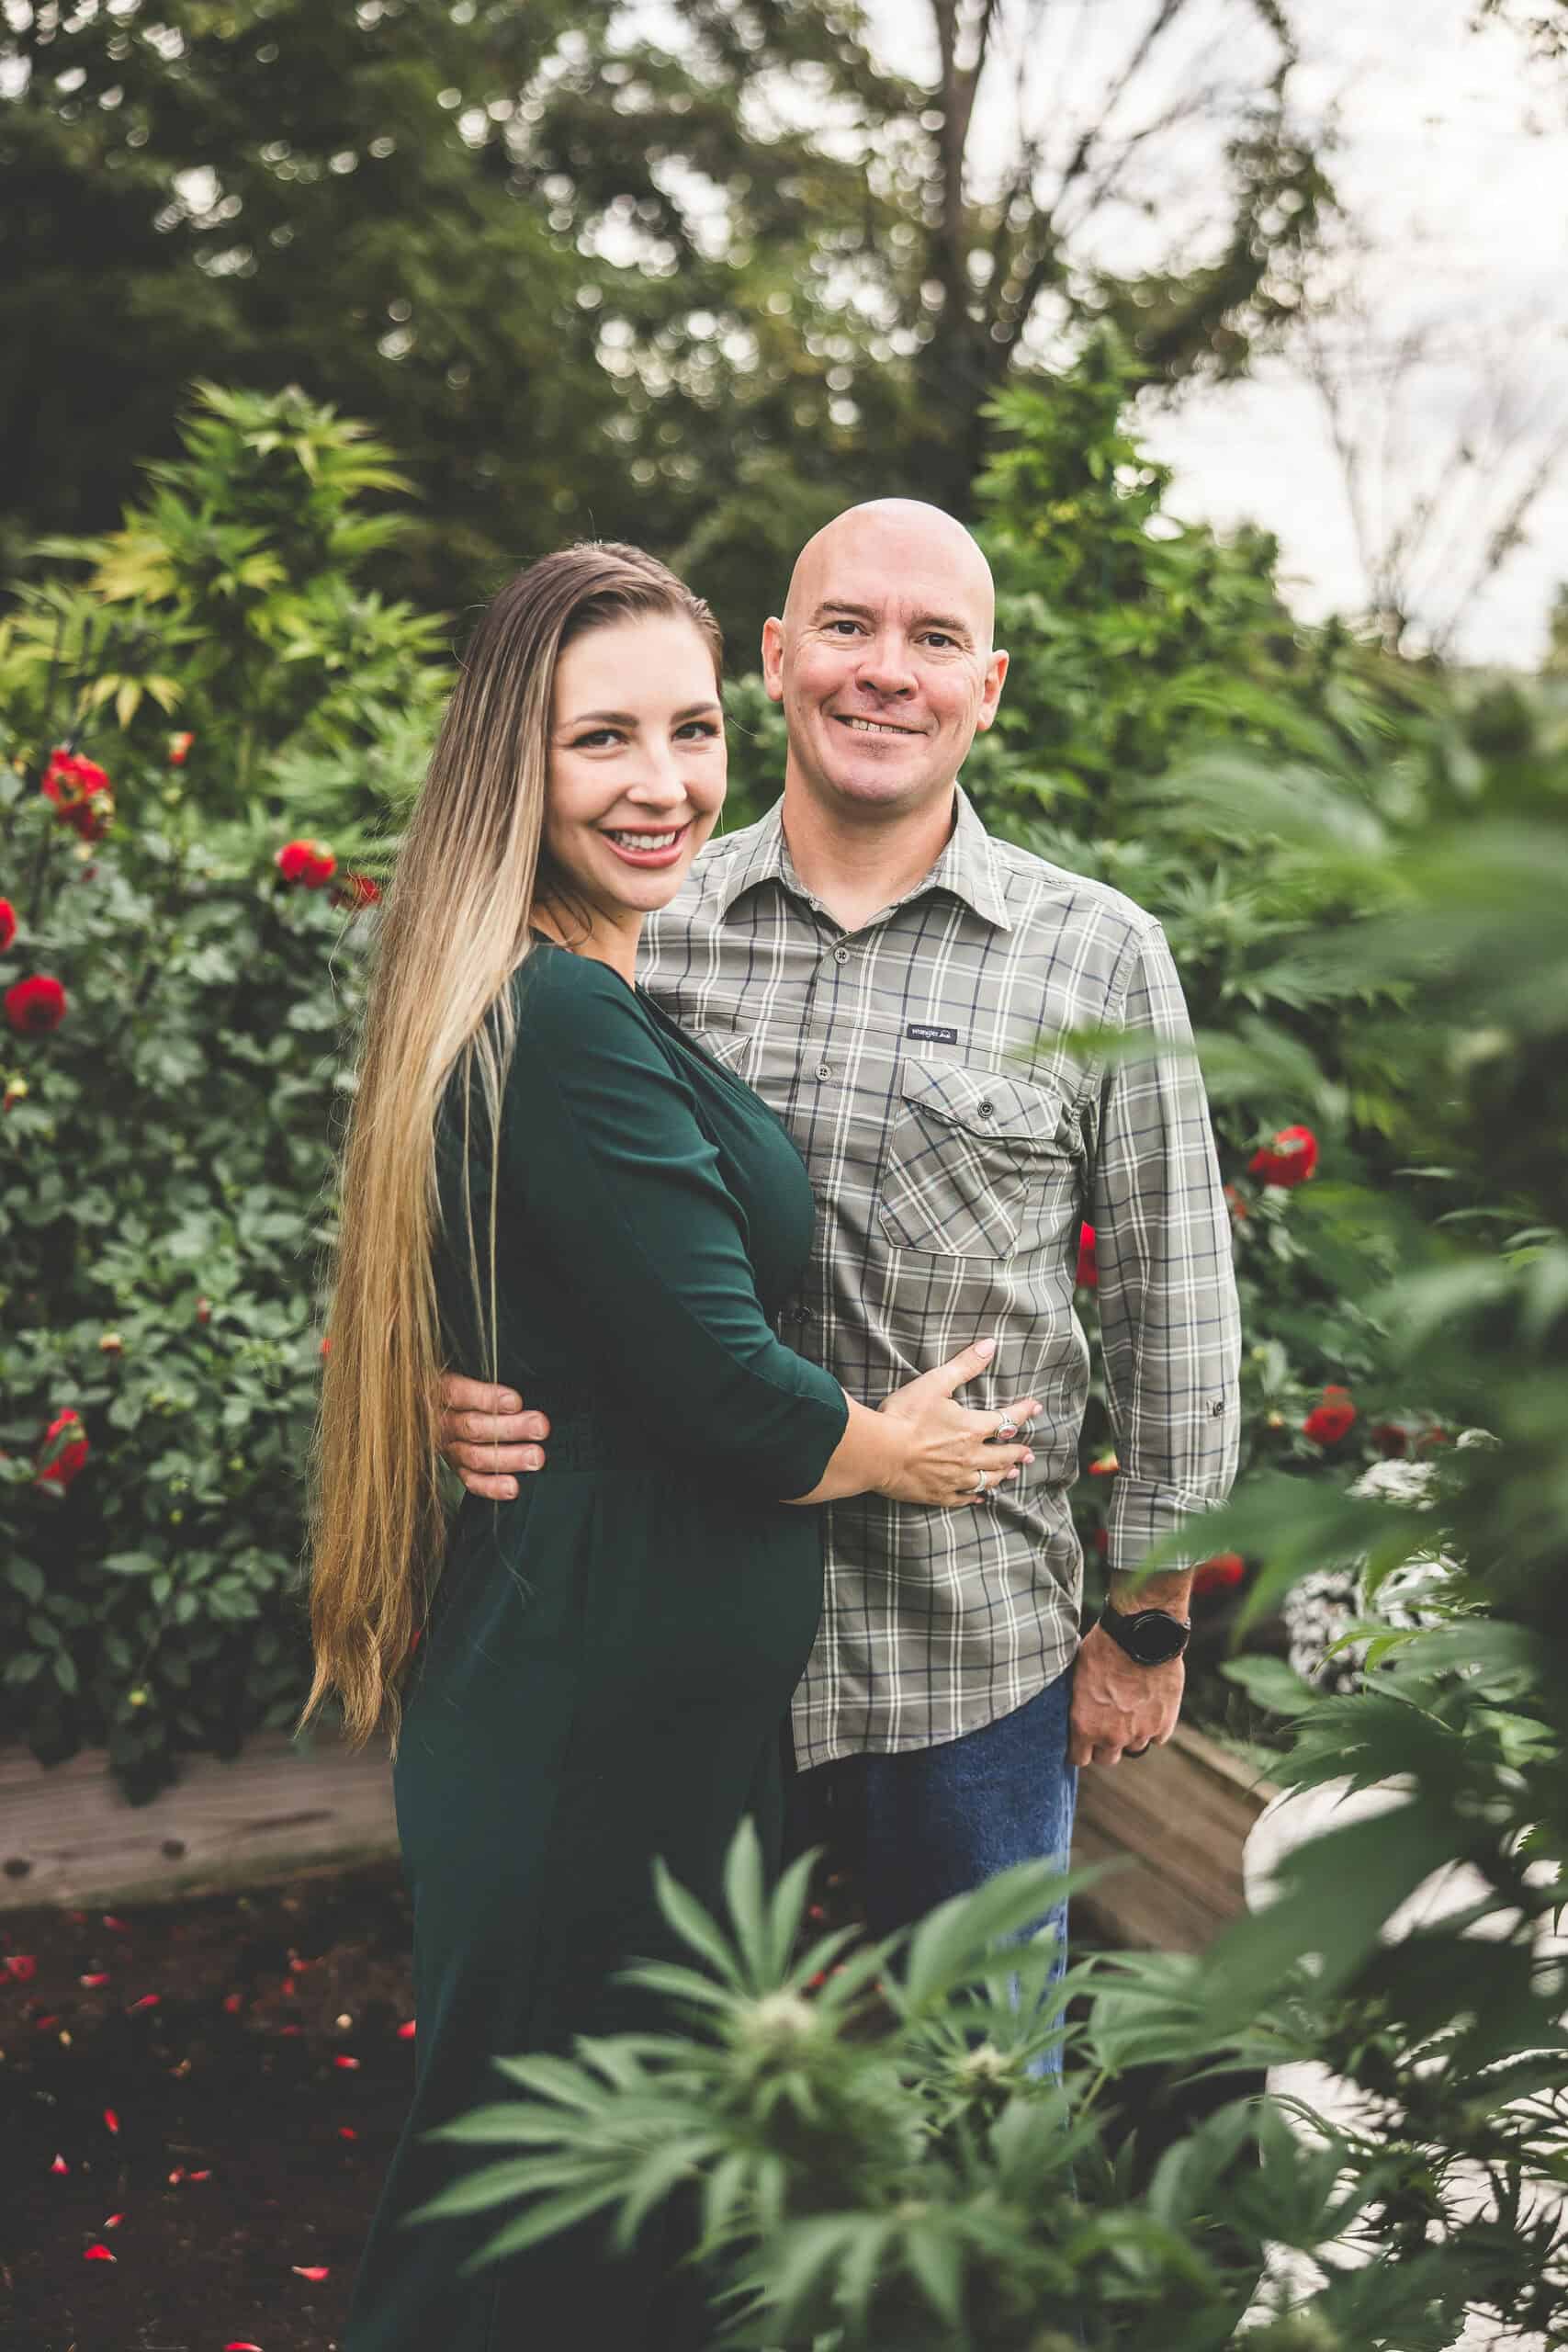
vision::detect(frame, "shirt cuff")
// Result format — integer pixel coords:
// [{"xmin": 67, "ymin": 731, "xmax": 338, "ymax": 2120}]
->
[{"xmin": 1104, "ymin": 1475, "xmax": 1228, "ymax": 1578}]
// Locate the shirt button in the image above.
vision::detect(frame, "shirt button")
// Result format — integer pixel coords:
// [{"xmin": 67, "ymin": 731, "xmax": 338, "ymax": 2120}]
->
[
  {"xmin": 977, "ymin": 1099, "xmax": 995, "ymax": 1120},
  {"xmin": 817, "ymin": 1063, "xmax": 831, "ymax": 1080},
  {"xmin": 833, "ymin": 945, "xmax": 850, "ymax": 964}
]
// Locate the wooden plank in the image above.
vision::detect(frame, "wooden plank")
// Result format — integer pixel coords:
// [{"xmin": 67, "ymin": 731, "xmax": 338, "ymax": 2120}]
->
[
  {"xmin": 0, "ymin": 1719, "xmax": 1272, "ymax": 1942},
  {"xmin": 0, "ymin": 1733, "xmax": 397, "ymax": 1912},
  {"xmin": 1071, "ymin": 1724, "xmax": 1277, "ymax": 1953}
]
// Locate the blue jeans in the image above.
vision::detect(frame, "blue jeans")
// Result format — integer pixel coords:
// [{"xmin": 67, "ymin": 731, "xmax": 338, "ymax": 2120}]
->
[{"xmin": 783, "ymin": 1671, "xmax": 1077, "ymax": 2060}]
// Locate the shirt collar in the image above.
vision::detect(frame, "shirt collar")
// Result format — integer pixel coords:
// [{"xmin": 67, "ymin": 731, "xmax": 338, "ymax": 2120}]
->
[{"xmin": 714, "ymin": 786, "xmax": 1011, "ymax": 933}]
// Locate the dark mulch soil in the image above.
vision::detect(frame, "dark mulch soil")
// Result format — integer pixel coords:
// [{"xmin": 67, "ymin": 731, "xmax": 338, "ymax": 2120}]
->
[{"xmin": 1, "ymin": 1859, "xmax": 416, "ymax": 2352}]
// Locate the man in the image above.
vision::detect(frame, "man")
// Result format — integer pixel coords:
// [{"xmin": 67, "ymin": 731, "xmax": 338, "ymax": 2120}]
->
[{"xmin": 441, "ymin": 500, "xmax": 1240, "ymax": 1957}]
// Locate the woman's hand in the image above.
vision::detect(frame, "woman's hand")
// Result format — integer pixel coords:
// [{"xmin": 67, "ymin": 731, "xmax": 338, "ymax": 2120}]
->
[{"xmin": 874, "ymin": 1336, "xmax": 1039, "ymax": 1506}]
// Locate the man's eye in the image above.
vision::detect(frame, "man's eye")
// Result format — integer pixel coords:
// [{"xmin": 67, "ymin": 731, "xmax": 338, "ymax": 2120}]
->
[{"xmin": 923, "ymin": 633, "xmax": 956, "ymax": 650}]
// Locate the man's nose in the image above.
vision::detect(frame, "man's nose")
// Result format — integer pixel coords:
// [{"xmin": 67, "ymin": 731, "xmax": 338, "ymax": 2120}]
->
[{"xmin": 854, "ymin": 635, "xmax": 918, "ymax": 696}]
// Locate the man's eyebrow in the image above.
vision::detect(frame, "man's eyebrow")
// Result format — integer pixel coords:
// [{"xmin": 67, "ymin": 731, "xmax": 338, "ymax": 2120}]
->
[
  {"xmin": 561, "ymin": 700, "xmax": 723, "ymax": 727},
  {"xmin": 811, "ymin": 599, "xmax": 974, "ymax": 641}
]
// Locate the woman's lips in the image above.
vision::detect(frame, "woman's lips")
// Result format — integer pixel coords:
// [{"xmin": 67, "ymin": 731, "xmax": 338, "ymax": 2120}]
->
[{"xmin": 600, "ymin": 822, "xmax": 691, "ymax": 869}]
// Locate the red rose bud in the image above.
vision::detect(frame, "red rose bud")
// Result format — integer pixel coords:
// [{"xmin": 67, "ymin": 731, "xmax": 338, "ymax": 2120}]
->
[
  {"xmin": 168, "ymin": 732, "xmax": 195, "ymax": 765},
  {"xmin": 6, "ymin": 972, "xmax": 68, "ymax": 1034},
  {"xmin": 334, "ymin": 871, "xmax": 382, "ymax": 911},
  {"xmin": 1075, "ymin": 1222, "xmax": 1099, "ymax": 1288},
  {"xmin": 1303, "ymin": 1385, "xmax": 1357, "ymax": 1445},
  {"xmin": 35, "ymin": 1408, "xmax": 89, "ymax": 1494},
  {"xmin": 275, "ymin": 838, "xmax": 337, "ymax": 889},
  {"xmin": 0, "ymin": 898, "xmax": 16, "ymax": 953},
  {"xmin": 1248, "ymin": 1124, "xmax": 1319, "ymax": 1188},
  {"xmin": 1191, "ymin": 1551, "xmax": 1246, "ymax": 1597},
  {"xmin": 41, "ymin": 748, "xmax": 114, "ymax": 842}
]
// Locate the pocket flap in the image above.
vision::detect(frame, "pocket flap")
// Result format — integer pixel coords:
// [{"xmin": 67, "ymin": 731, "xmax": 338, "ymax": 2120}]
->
[{"xmin": 899, "ymin": 1057, "xmax": 1066, "ymax": 1148}]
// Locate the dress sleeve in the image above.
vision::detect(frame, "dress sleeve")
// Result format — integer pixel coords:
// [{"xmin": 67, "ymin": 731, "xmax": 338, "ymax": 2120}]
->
[{"xmin": 497, "ymin": 951, "xmax": 849, "ymax": 1497}]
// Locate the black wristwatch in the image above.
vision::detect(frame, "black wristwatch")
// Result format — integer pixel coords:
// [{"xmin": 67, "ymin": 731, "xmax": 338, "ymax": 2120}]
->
[{"xmin": 1096, "ymin": 1600, "xmax": 1190, "ymax": 1667}]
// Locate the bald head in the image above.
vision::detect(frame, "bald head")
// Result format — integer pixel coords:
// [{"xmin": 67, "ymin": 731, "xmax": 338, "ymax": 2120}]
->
[
  {"xmin": 784, "ymin": 500, "xmax": 996, "ymax": 648},
  {"xmin": 761, "ymin": 498, "xmax": 1010, "ymax": 831}
]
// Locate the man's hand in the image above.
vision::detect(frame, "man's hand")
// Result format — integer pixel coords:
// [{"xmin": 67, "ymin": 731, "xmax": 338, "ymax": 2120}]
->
[
  {"xmin": 1067, "ymin": 1623, "xmax": 1185, "ymax": 1769},
  {"xmin": 439, "ymin": 1374, "xmax": 550, "ymax": 1500}
]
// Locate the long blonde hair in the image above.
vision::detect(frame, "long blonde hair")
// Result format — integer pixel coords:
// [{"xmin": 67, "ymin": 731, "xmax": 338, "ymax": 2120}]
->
[{"xmin": 302, "ymin": 544, "xmax": 724, "ymax": 1748}]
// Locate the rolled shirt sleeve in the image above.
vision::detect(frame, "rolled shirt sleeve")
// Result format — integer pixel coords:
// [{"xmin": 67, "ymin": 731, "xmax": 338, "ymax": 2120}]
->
[
  {"xmin": 498, "ymin": 951, "xmax": 850, "ymax": 1499},
  {"xmin": 1089, "ymin": 921, "xmax": 1242, "ymax": 1577}
]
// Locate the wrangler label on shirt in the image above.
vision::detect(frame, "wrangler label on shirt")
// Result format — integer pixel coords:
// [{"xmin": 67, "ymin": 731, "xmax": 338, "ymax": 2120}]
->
[{"xmin": 906, "ymin": 1022, "xmax": 961, "ymax": 1044}]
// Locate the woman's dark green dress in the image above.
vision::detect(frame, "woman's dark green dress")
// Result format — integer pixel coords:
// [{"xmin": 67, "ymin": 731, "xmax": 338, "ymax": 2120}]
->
[{"xmin": 343, "ymin": 942, "xmax": 849, "ymax": 2352}]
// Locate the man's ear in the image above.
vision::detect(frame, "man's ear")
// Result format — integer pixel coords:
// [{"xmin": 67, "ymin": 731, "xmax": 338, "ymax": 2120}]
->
[
  {"xmin": 761, "ymin": 616, "xmax": 786, "ymax": 706},
  {"xmin": 976, "ymin": 646, "xmax": 1010, "ymax": 732}
]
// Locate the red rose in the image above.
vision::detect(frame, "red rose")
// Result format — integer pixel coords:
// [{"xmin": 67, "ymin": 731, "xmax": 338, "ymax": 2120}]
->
[
  {"xmin": 1303, "ymin": 1384, "xmax": 1356, "ymax": 1445},
  {"xmin": 1248, "ymin": 1124, "xmax": 1319, "ymax": 1188},
  {"xmin": 41, "ymin": 748, "xmax": 114, "ymax": 842},
  {"xmin": 35, "ymin": 1408, "xmax": 89, "ymax": 1494},
  {"xmin": 1075, "ymin": 1222, "xmax": 1098, "ymax": 1288},
  {"xmin": 5, "ymin": 973, "xmax": 67, "ymax": 1034},
  {"xmin": 334, "ymin": 872, "xmax": 382, "ymax": 911},
  {"xmin": 168, "ymin": 732, "xmax": 195, "ymax": 766},
  {"xmin": 1191, "ymin": 1551, "xmax": 1246, "ymax": 1597},
  {"xmin": 0, "ymin": 899, "xmax": 16, "ymax": 954},
  {"xmin": 275, "ymin": 838, "xmax": 337, "ymax": 888}
]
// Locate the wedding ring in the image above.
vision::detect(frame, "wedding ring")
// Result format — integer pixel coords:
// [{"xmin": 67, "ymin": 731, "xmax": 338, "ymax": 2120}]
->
[{"xmin": 971, "ymin": 1468, "xmax": 989, "ymax": 1494}]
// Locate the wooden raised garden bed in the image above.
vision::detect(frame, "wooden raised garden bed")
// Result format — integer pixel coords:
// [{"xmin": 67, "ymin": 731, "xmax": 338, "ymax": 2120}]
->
[{"xmin": 0, "ymin": 1722, "xmax": 1271, "ymax": 1950}]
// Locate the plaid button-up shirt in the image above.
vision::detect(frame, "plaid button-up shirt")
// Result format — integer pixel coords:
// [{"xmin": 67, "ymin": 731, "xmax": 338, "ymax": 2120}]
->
[{"xmin": 640, "ymin": 792, "xmax": 1241, "ymax": 1769}]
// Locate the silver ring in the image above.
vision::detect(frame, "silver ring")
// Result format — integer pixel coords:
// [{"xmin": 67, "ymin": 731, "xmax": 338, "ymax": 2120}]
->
[
  {"xmin": 971, "ymin": 1468, "xmax": 988, "ymax": 1494},
  {"xmin": 994, "ymin": 1416, "xmax": 1020, "ymax": 1442}
]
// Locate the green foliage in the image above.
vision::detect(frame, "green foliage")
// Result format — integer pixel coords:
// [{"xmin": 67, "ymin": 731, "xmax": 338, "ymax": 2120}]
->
[
  {"xmin": 1, "ymin": 382, "xmax": 449, "ymax": 847},
  {"xmin": 0, "ymin": 390, "xmax": 437, "ymax": 1796},
  {"xmin": 0, "ymin": 1, "xmax": 1328, "ymax": 651}
]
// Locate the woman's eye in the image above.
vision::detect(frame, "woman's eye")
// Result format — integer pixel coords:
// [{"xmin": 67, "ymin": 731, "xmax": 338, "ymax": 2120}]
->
[
  {"xmin": 676, "ymin": 719, "xmax": 722, "ymax": 741},
  {"xmin": 572, "ymin": 729, "xmax": 622, "ymax": 749}
]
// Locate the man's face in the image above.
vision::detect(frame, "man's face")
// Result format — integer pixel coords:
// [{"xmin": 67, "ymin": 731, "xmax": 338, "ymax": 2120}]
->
[{"xmin": 761, "ymin": 511, "xmax": 1008, "ymax": 820}]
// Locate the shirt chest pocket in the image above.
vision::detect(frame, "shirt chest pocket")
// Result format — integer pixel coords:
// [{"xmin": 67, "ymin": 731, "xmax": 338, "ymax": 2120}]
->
[{"xmin": 878, "ymin": 1057, "xmax": 1080, "ymax": 1261}]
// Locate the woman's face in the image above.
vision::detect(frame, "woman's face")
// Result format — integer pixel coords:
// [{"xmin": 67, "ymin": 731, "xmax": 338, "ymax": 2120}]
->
[{"xmin": 543, "ymin": 614, "xmax": 726, "ymax": 933}]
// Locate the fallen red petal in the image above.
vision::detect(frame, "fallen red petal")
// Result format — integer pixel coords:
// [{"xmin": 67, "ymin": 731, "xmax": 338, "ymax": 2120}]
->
[
  {"xmin": 33, "ymin": 2013, "xmax": 61, "ymax": 2030},
  {"xmin": 50, "ymin": 2154, "xmax": 69, "ymax": 2175},
  {"xmin": 128, "ymin": 1992, "xmax": 162, "ymax": 2013},
  {"xmin": 104, "ymin": 2212, "xmax": 124, "ymax": 2227},
  {"xmin": 103, "ymin": 2108, "xmax": 120, "ymax": 2134},
  {"xmin": 222, "ymin": 1991, "xmax": 244, "ymax": 2012},
  {"xmin": 167, "ymin": 2166, "xmax": 186, "ymax": 2184},
  {"xmin": 189, "ymin": 2167, "xmax": 211, "ymax": 2179},
  {"xmin": 291, "ymin": 2264, "xmax": 331, "ymax": 2280},
  {"xmin": 103, "ymin": 1915, "xmax": 130, "ymax": 1931},
  {"xmin": 4, "ymin": 1953, "xmax": 37, "ymax": 1980},
  {"xmin": 83, "ymin": 2243, "xmax": 117, "ymax": 2261},
  {"xmin": 396, "ymin": 2018, "xmax": 416, "ymax": 2039},
  {"xmin": 337, "ymin": 2126, "xmax": 357, "ymax": 2140},
  {"xmin": 81, "ymin": 1972, "xmax": 110, "ymax": 1987},
  {"xmin": 226, "ymin": 2343, "xmax": 265, "ymax": 2350},
  {"xmin": 276, "ymin": 2022, "xmax": 301, "ymax": 2036},
  {"xmin": 333, "ymin": 2053, "xmax": 360, "ymax": 2070}
]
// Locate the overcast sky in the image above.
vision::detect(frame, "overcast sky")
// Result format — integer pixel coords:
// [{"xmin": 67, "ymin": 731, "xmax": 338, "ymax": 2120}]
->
[{"xmin": 869, "ymin": 0, "xmax": 1568, "ymax": 666}]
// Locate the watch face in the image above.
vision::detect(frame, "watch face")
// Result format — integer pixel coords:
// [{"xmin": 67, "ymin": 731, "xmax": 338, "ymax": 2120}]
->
[{"xmin": 1120, "ymin": 1609, "xmax": 1190, "ymax": 1665}]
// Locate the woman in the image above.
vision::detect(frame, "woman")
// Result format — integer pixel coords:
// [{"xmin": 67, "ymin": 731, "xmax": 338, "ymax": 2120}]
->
[{"xmin": 304, "ymin": 544, "xmax": 1034, "ymax": 2350}]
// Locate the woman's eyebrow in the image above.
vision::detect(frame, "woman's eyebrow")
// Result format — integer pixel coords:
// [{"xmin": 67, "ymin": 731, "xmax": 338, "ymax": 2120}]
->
[{"xmin": 562, "ymin": 701, "xmax": 723, "ymax": 727}]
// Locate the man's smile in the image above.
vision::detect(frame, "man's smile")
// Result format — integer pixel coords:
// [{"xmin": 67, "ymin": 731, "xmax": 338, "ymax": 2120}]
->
[{"xmin": 833, "ymin": 714, "xmax": 925, "ymax": 736}]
